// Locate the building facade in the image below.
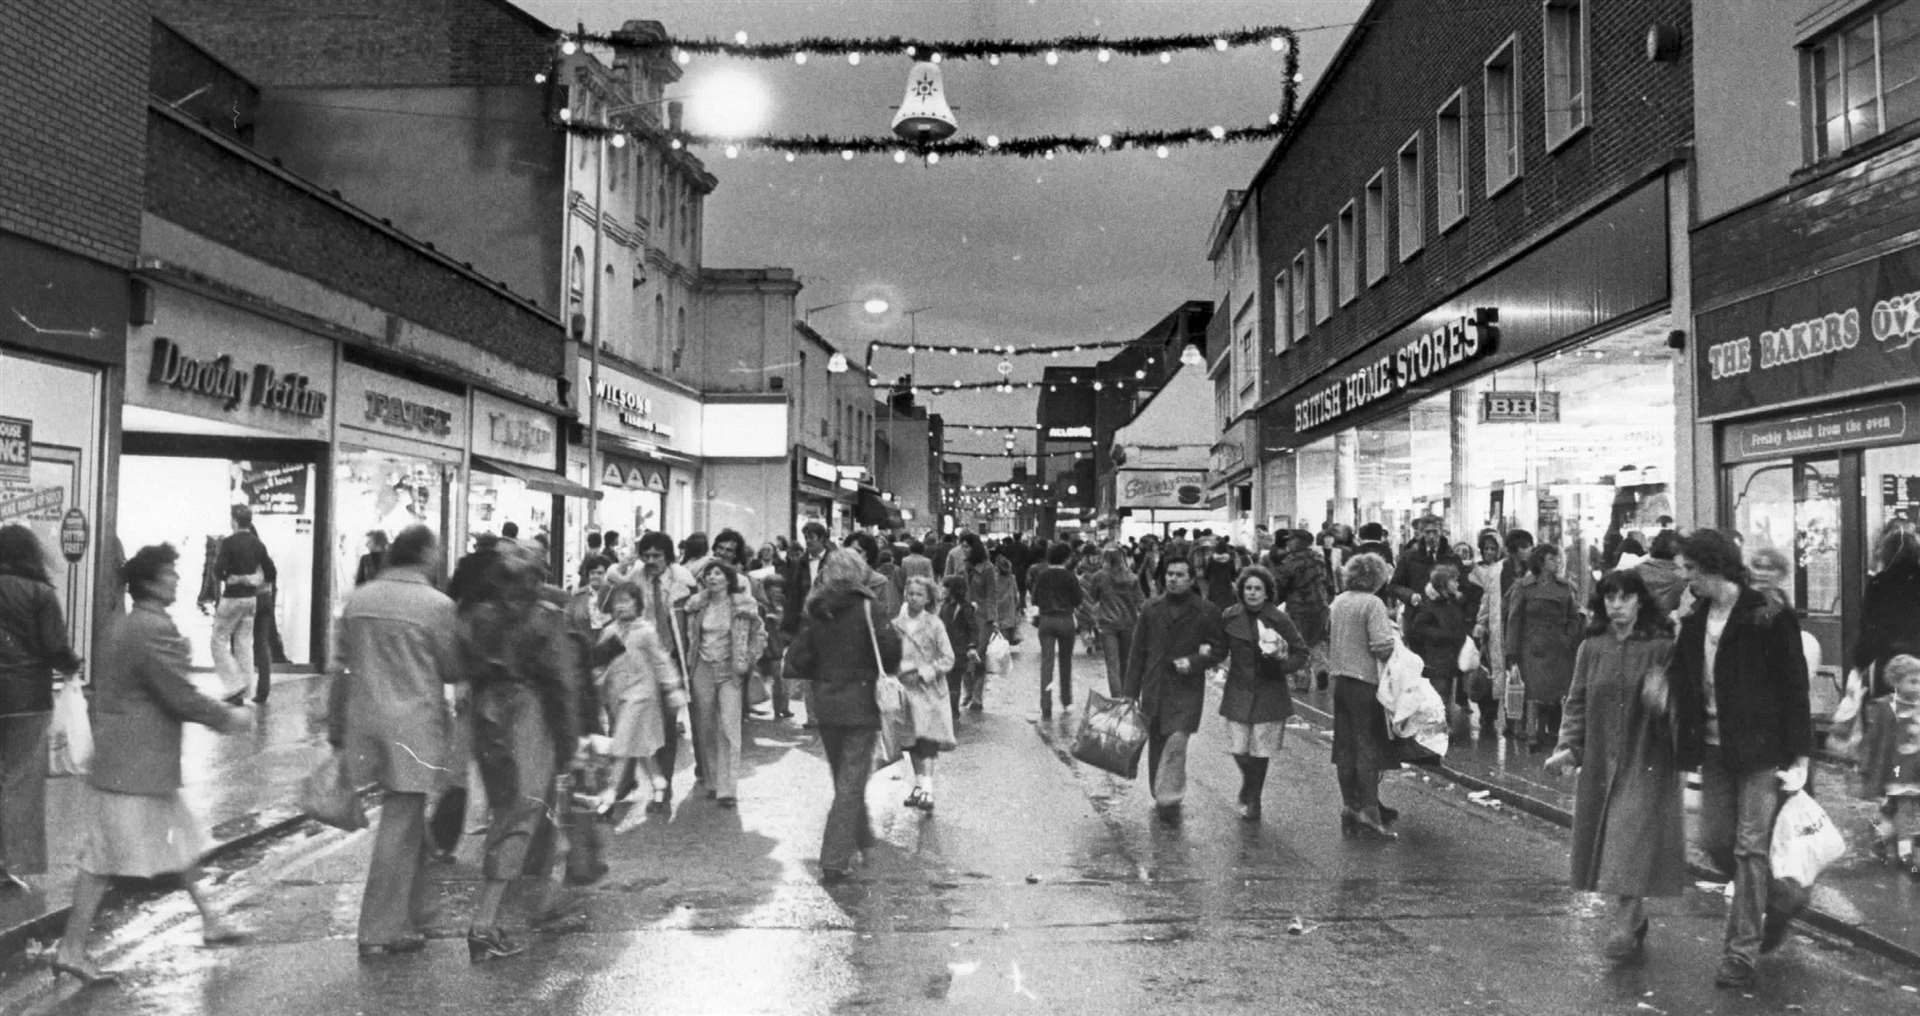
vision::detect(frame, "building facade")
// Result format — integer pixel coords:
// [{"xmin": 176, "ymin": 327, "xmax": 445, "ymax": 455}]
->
[{"xmin": 1250, "ymin": 0, "xmax": 1693, "ymax": 618}]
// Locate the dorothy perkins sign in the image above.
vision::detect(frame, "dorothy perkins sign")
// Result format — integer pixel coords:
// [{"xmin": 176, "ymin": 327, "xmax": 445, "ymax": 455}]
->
[{"xmin": 1292, "ymin": 308, "xmax": 1500, "ymax": 433}]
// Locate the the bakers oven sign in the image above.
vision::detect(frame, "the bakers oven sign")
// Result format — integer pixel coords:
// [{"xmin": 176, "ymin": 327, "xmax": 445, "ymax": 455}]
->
[
  {"xmin": 1293, "ymin": 308, "xmax": 1499, "ymax": 433},
  {"xmin": 148, "ymin": 337, "xmax": 327, "ymax": 418}
]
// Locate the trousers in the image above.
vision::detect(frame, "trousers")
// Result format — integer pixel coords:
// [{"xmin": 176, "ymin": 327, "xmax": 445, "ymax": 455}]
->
[
  {"xmin": 0, "ymin": 712, "xmax": 49, "ymax": 874},
  {"xmin": 1037, "ymin": 613, "xmax": 1076, "ymax": 708},
  {"xmin": 210, "ymin": 596, "xmax": 256, "ymax": 698},
  {"xmin": 690, "ymin": 659, "xmax": 744, "ymax": 798},
  {"xmin": 1697, "ymin": 745, "xmax": 1780, "ymax": 966},
  {"xmin": 1099, "ymin": 626, "xmax": 1131, "ymax": 698},
  {"xmin": 817, "ymin": 725, "xmax": 876, "ymax": 873},
  {"xmin": 359, "ymin": 791, "xmax": 431, "ymax": 945},
  {"xmin": 1143, "ymin": 713, "xmax": 1190, "ymax": 807}
]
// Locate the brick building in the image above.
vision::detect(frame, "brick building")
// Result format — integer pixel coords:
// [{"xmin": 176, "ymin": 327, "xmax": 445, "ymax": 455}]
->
[
  {"xmin": 0, "ymin": 0, "xmax": 149, "ymax": 661},
  {"xmin": 1688, "ymin": 0, "xmax": 1920, "ymax": 715},
  {"xmin": 1248, "ymin": 0, "xmax": 1693, "ymax": 607}
]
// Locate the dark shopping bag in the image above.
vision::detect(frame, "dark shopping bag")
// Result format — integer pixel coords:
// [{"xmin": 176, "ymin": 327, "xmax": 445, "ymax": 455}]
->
[
  {"xmin": 1392, "ymin": 735, "xmax": 1443, "ymax": 767},
  {"xmin": 1071, "ymin": 691, "xmax": 1148, "ymax": 779},
  {"xmin": 298, "ymin": 751, "xmax": 367, "ymax": 831},
  {"xmin": 558, "ymin": 772, "xmax": 609, "ymax": 886}
]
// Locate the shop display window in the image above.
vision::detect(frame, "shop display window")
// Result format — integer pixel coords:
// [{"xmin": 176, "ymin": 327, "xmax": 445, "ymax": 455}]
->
[
  {"xmin": 335, "ymin": 447, "xmax": 455, "ymax": 609},
  {"xmin": 1729, "ymin": 454, "xmax": 1842, "ymax": 614}
]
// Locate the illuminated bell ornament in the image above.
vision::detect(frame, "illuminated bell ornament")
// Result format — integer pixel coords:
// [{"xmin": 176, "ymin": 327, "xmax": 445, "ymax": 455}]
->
[
  {"xmin": 891, "ymin": 61, "xmax": 958, "ymax": 144},
  {"xmin": 997, "ymin": 358, "xmax": 1013, "ymax": 376}
]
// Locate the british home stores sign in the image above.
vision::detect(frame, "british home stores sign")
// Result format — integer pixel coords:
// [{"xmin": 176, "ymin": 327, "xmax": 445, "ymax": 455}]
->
[{"xmin": 1697, "ymin": 245, "xmax": 1920, "ymax": 419}]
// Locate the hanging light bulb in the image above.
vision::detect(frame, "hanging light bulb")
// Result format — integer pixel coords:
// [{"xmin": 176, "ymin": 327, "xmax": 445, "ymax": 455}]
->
[
  {"xmin": 1092, "ymin": 380, "xmax": 1104, "ymax": 391},
  {"xmin": 725, "ymin": 144, "xmax": 740, "ymax": 158},
  {"xmin": 986, "ymin": 134, "xmax": 1001, "ymax": 148},
  {"xmin": 1097, "ymin": 48, "xmax": 1112, "ymax": 63},
  {"xmin": 794, "ymin": 52, "xmax": 807, "ymax": 65},
  {"xmin": 1134, "ymin": 369, "xmax": 1146, "ymax": 380},
  {"xmin": 733, "ymin": 30, "xmax": 749, "ymax": 45},
  {"xmin": 785, "ymin": 152, "xmax": 796, "ymax": 162},
  {"xmin": 1160, "ymin": 51, "xmax": 1172, "ymax": 64},
  {"xmin": 1181, "ymin": 344, "xmax": 1205, "ymax": 367},
  {"xmin": 609, "ymin": 132, "xmax": 626, "ymax": 148},
  {"xmin": 841, "ymin": 149, "xmax": 854, "ymax": 160},
  {"xmin": 905, "ymin": 45, "xmax": 917, "ymax": 57},
  {"xmin": 930, "ymin": 52, "xmax": 942, "ymax": 64},
  {"xmin": 533, "ymin": 71, "xmax": 547, "ymax": 84},
  {"xmin": 997, "ymin": 358, "xmax": 1013, "ymax": 375},
  {"xmin": 827, "ymin": 352, "xmax": 849, "ymax": 373},
  {"xmin": 1155, "ymin": 145, "xmax": 1170, "ymax": 158},
  {"xmin": 1271, "ymin": 36, "xmax": 1289, "ymax": 52},
  {"xmin": 1210, "ymin": 125, "xmax": 1227, "ymax": 140},
  {"xmin": 988, "ymin": 54, "xmax": 1000, "ymax": 66},
  {"xmin": 561, "ymin": 38, "xmax": 578, "ymax": 56},
  {"xmin": 669, "ymin": 137, "xmax": 683, "ymax": 149},
  {"xmin": 676, "ymin": 49, "xmax": 692, "ymax": 65},
  {"xmin": 925, "ymin": 151, "xmax": 940, "ymax": 165},
  {"xmin": 1269, "ymin": 112, "xmax": 1282, "ymax": 125},
  {"xmin": 893, "ymin": 150, "xmax": 907, "ymax": 164},
  {"xmin": 1097, "ymin": 134, "xmax": 1113, "ymax": 149},
  {"xmin": 1213, "ymin": 38, "xmax": 1230, "ymax": 51},
  {"xmin": 848, "ymin": 52, "xmax": 862, "ymax": 65}
]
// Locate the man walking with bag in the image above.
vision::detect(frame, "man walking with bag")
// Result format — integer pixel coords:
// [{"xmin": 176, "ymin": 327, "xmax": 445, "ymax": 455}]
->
[
  {"xmin": 1669, "ymin": 529, "xmax": 1813, "ymax": 990},
  {"xmin": 1121, "ymin": 559, "xmax": 1226, "ymax": 826}
]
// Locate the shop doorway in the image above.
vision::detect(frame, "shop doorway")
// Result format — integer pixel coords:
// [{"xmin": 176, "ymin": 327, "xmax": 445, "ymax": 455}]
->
[{"xmin": 1725, "ymin": 451, "xmax": 1849, "ymax": 723}]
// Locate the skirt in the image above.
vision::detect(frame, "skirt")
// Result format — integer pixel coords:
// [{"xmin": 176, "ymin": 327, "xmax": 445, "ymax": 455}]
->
[
  {"xmin": 1224, "ymin": 719, "xmax": 1286, "ymax": 758},
  {"xmin": 77, "ymin": 786, "xmax": 207, "ymax": 879},
  {"xmin": 608, "ymin": 693, "xmax": 667, "ymax": 759},
  {"xmin": 901, "ymin": 672, "xmax": 957, "ymax": 752},
  {"xmin": 1329, "ymin": 674, "xmax": 1392, "ymax": 772}
]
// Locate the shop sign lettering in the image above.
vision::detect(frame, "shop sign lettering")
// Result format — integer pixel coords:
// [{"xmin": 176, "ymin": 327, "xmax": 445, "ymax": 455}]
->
[
  {"xmin": 58, "ymin": 508, "xmax": 87, "ymax": 563},
  {"xmin": 0, "ymin": 486, "xmax": 63, "ymax": 523},
  {"xmin": 1724, "ymin": 400, "xmax": 1909, "ymax": 463},
  {"xmin": 803, "ymin": 457, "xmax": 838, "ymax": 484},
  {"xmin": 0, "ymin": 416, "xmax": 29, "ymax": 483},
  {"xmin": 1047, "ymin": 425, "xmax": 1092, "ymax": 440},
  {"xmin": 1706, "ymin": 308, "xmax": 1860, "ymax": 381},
  {"xmin": 1293, "ymin": 308, "xmax": 1499, "ymax": 433},
  {"xmin": 364, "ymin": 391, "xmax": 453, "ymax": 437},
  {"xmin": 487, "ymin": 412, "xmax": 554, "ymax": 456},
  {"xmin": 1480, "ymin": 390, "xmax": 1560, "ymax": 423},
  {"xmin": 596, "ymin": 381, "xmax": 652, "ymax": 416},
  {"xmin": 1119, "ymin": 471, "xmax": 1207, "ymax": 509},
  {"xmin": 148, "ymin": 337, "xmax": 327, "ymax": 418}
]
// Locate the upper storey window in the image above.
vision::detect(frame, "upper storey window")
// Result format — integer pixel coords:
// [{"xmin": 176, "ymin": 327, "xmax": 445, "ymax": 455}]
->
[{"xmin": 1806, "ymin": 0, "xmax": 1920, "ymax": 159}]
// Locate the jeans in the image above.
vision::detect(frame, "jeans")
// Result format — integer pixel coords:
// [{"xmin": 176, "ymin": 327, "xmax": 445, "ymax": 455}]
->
[
  {"xmin": 210, "ymin": 595, "xmax": 256, "ymax": 698},
  {"xmin": 817, "ymin": 725, "xmax": 876, "ymax": 873},
  {"xmin": 1098, "ymin": 626, "xmax": 1131, "ymax": 698},
  {"xmin": 1036, "ymin": 613, "xmax": 1076, "ymax": 709},
  {"xmin": 1144, "ymin": 713, "xmax": 1190, "ymax": 807},
  {"xmin": 1697, "ymin": 745, "xmax": 1781, "ymax": 966},
  {"xmin": 690, "ymin": 659, "xmax": 744, "ymax": 799},
  {"xmin": 0, "ymin": 712, "xmax": 49, "ymax": 874},
  {"xmin": 252, "ymin": 589, "xmax": 279, "ymax": 700},
  {"xmin": 360, "ymin": 791, "xmax": 431, "ymax": 945}
]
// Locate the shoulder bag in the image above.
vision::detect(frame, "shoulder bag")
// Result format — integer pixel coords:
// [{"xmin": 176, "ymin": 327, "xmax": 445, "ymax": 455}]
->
[{"xmin": 868, "ymin": 602, "xmax": 909, "ymax": 766}]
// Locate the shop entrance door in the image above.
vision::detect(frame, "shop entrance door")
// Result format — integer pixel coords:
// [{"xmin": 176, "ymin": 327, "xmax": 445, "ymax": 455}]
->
[{"xmin": 1725, "ymin": 451, "xmax": 1847, "ymax": 719}]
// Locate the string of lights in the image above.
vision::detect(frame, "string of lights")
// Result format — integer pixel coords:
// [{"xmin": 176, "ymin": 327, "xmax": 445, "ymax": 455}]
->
[
  {"xmin": 565, "ymin": 25, "xmax": 1298, "ymax": 64},
  {"xmin": 865, "ymin": 337, "xmax": 1138, "ymax": 357}
]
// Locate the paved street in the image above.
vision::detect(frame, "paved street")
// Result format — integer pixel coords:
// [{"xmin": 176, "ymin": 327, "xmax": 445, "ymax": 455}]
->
[{"xmin": 2, "ymin": 644, "xmax": 1918, "ymax": 1016}]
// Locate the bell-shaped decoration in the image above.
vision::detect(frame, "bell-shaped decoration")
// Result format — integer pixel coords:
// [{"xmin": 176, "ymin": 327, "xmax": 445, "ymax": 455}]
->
[{"xmin": 891, "ymin": 61, "xmax": 958, "ymax": 143}]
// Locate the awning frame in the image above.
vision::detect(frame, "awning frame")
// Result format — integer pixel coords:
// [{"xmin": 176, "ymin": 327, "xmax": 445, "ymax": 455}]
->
[{"xmin": 471, "ymin": 455, "xmax": 603, "ymax": 500}]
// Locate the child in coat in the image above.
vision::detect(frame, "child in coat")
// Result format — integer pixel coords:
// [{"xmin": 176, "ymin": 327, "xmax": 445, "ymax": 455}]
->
[{"xmin": 1861, "ymin": 653, "xmax": 1920, "ymax": 875}]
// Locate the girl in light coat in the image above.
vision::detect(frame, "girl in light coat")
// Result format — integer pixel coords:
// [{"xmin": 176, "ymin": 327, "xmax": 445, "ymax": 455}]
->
[
  {"xmin": 596, "ymin": 583, "xmax": 685, "ymax": 829},
  {"xmin": 894, "ymin": 576, "xmax": 956, "ymax": 811}
]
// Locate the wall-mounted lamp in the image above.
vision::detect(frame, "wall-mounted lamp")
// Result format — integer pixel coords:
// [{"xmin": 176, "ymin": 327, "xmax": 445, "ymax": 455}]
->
[{"xmin": 1665, "ymin": 329, "xmax": 1686, "ymax": 351}]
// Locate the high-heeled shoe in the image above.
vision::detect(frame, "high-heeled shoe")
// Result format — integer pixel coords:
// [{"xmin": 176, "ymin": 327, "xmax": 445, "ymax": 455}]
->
[{"xmin": 50, "ymin": 958, "xmax": 119, "ymax": 986}]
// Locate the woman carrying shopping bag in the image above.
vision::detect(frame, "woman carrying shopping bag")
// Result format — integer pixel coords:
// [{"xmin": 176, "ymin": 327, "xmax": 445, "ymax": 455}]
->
[
  {"xmin": 893, "ymin": 576, "xmax": 956, "ymax": 811},
  {"xmin": 1219, "ymin": 566, "xmax": 1307, "ymax": 821}
]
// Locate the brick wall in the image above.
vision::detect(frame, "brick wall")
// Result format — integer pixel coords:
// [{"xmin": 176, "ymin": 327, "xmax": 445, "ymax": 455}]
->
[
  {"xmin": 146, "ymin": 107, "xmax": 563, "ymax": 376},
  {"xmin": 1254, "ymin": 0, "xmax": 1693, "ymax": 405},
  {"xmin": 150, "ymin": 0, "xmax": 552, "ymax": 88},
  {"xmin": 0, "ymin": 0, "xmax": 147, "ymax": 266}
]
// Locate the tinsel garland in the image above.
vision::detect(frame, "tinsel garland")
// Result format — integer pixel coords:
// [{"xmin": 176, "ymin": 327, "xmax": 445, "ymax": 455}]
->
[
  {"xmin": 914, "ymin": 378, "xmax": 1145, "ymax": 393},
  {"xmin": 565, "ymin": 113, "xmax": 1294, "ymax": 159},
  {"xmin": 572, "ymin": 25, "xmax": 1297, "ymax": 63},
  {"xmin": 941, "ymin": 448, "xmax": 1085, "ymax": 460},
  {"xmin": 867, "ymin": 338, "xmax": 1136, "ymax": 357}
]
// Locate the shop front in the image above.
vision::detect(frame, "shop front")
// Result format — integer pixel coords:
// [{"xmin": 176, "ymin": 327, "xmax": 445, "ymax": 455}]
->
[
  {"xmin": 467, "ymin": 389, "xmax": 594, "ymax": 565},
  {"xmin": 333, "ymin": 359, "xmax": 467, "ymax": 609},
  {"xmin": 1, "ymin": 232, "xmax": 125, "ymax": 664},
  {"xmin": 793, "ymin": 450, "xmax": 846, "ymax": 537},
  {"xmin": 1259, "ymin": 178, "xmax": 1676, "ymax": 607},
  {"xmin": 1694, "ymin": 242, "xmax": 1920, "ymax": 719},
  {"xmin": 567, "ymin": 361, "xmax": 699, "ymax": 572},
  {"xmin": 121, "ymin": 285, "xmax": 333, "ymax": 667},
  {"xmin": 1208, "ymin": 417, "xmax": 1255, "ymax": 546}
]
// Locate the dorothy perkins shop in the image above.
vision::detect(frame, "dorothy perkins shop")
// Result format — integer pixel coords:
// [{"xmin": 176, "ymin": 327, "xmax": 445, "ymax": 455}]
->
[
  {"xmin": 1695, "ymin": 243, "xmax": 1920, "ymax": 704},
  {"xmin": 1258, "ymin": 180, "xmax": 1680, "ymax": 611}
]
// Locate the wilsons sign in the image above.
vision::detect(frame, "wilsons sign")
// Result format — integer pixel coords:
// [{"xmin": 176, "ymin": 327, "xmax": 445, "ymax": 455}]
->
[
  {"xmin": 1292, "ymin": 308, "xmax": 1500, "ymax": 434},
  {"xmin": 147, "ymin": 337, "xmax": 327, "ymax": 418}
]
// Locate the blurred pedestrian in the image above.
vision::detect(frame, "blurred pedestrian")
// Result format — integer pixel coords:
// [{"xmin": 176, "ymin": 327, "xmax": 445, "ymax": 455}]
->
[
  {"xmin": 1505, "ymin": 543, "xmax": 1582, "ymax": 753},
  {"xmin": 1273, "ymin": 529, "xmax": 1334, "ymax": 692},
  {"xmin": 1853, "ymin": 522, "xmax": 1920, "ymax": 699},
  {"xmin": 1219, "ymin": 566, "xmax": 1305, "ymax": 821},
  {"xmin": 0, "ymin": 524, "xmax": 81, "ymax": 890},
  {"xmin": 939, "ymin": 575, "xmax": 980, "ymax": 720},
  {"xmin": 1328, "ymin": 553, "xmax": 1399, "ymax": 840},
  {"xmin": 353, "ymin": 530, "xmax": 388, "ymax": 586},
  {"xmin": 681, "ymin": 560, "xmax": 766, "ymax": 810},
  {"xmin": 1545, "ymin": 570, "xmax": 1685, "ymax": 968},
  {"xmin": 328, "ymin": 525, "xmax": 460, "ymax": 957},
  {"xmin": 1121, "ymin": 558, "xmax": 1226, "ymax": 826},
  {"xmin": 1406, "ymin": 562, "xmax": 1473, "ymax": 737},
  {"xmin": 52, "ymin": 543, "xmax": 252, "ymax": 985},
  {"xmin": 782, "ymin": 550, "xmax": 902, "ymax": 882},
  {"xmin": 457, "ymin": 541, "xmax": 583, "ymax": 962},
  {"xmin": 1669, "ymin": 528, "xmax": 1813, "ymax": 990},
  {"xmin": 634, "ymin": 531, "xmax": 696, "ymax": 797},
  {"xmin": 1030, "ymin": 542, "xmax": 1083, "ymax": 720},
  {"xmin": 595, "ymin": 583, "xmax": 683, "ymax": 829},
  {"xmin": 1087, "ymin": 546, "xmax": 1146, "ymax": 698},
  {"xmin": 893, "ymin": 576, "xmax": 956, "ymax": 812}
]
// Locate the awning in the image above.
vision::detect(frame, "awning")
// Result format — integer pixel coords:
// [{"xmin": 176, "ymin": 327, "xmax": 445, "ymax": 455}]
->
[{"xmin": 471, "ymin": 456, "xmax": 602, "ymax": 500}]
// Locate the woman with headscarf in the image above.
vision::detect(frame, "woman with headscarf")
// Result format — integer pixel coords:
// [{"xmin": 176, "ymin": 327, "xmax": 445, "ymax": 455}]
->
[
  {"xmin": 51, "ymin": 543, "xmax": 251, "ymax": 984},
  {"xmin": 1505, "ymin": 543, "xmax": 1584, "ymax": 753},
  {"xmin": 783, "ymin": 549, "xmax": 902, "ymax": 882},
  {"xmin": 457, "ymin": 542, "xmax": 583, "ymax": 962},
  {"xmin": 0, "ymin": 524, "xmax": 81, "ymax": 892}
]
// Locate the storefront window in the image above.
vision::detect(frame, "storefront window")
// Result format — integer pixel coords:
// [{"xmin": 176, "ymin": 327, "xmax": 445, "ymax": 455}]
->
[
  {"xmin": 334, "ymin": 446, "xmax": 455, "ymax": 608},
  {"xmin": 1293, "ymin": 436, "xmax": 1338, "ymax": 531},
  {"xmin": 1729, "ymin": 454, "xmax": 1843, "ymax": 614}
]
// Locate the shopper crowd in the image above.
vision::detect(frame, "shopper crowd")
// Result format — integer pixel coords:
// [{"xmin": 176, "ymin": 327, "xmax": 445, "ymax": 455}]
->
[{"xmin": 7, "ymin": 505, "xmax": 1908, "ymax": 993}]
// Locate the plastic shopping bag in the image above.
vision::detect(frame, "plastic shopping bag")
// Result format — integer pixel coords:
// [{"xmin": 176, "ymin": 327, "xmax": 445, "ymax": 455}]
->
[
  {"xmin": 47, "ymin": 679, "xmax": 92, "ymax": 777},
  {"xmin": 1378, "ymin": 642, "xmax": 1450, "ymax": 762},
  {"xmin": 1070, "ymin": 691, "xmax": 1149, "ymax": 779},
  {"xmin": 298, "ymin": 751, "xmax": 367, "ymax": 831},
  {"xmin": 1456, "ymin": 638, "xmax": 1482, "ymax": 674},
  {"xmin": 1770, "ymin": 790, "xmax": 1846, "ymax": 888},
  {"xmin": 984, "ymin": 630, "xmax": 1012, "ymax": 680}
]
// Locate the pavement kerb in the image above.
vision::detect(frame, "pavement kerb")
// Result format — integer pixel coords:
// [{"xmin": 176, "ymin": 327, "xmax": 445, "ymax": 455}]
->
[
  {"xmin": 1288, "ymin": 698, "xmax": 1920, "ymax": 972},
  {"xmin": 0, "ymin": 791, "xmax": 369, "ymax": 963}
]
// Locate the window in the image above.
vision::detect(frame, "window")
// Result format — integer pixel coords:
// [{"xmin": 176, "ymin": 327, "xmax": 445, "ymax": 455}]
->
[
  {"xmin": 1312, "ymin": 228, "xmax": 1334, "ymax": 323},
  {"xmin": 567, "ymin": 248, "xmax": 585, "ymax": 319},
  {"xmin": 1396, "ymin": 134, "xmax": 1423, "ymax": 260},
  {"xmin": 1234, "ymin": 307, "xmax": 1257, "ymax": 410},
  {"xmin": 1336, "ymin": 201, "xmax": 1358, "ymax": 306},
  {"xmin": 1364, "ymin": 171, "xmax": 1389, "ymax": 285},
  {"xmin": 653, "ymin": 294, "xmax": 666, "ymax": 371},
  {"xmin": 1807, "ymin": 0, "xmax": 1920, "ymax": 159},
  {"xmin": 1290, "ymin": 252, "xmax": 1310, "ymax": 339},
  {"xmin": 1544, "ymin": 0, "xmax": 1589, "ymax": 148},
  {"xmin": 798, "ymin": 350, "xmax": 808, "ymax": 423},
  {"xmin": 1215, "ymin": 377, "xmax": 1233, "ymax": 432},
  {"xmin": 1274, "ymin": 271, "xmax": 1293, "ymax": 352},
  {"xmin": 1485, "ymin": 37, "xmax": 1522, "ymax": 192},
  {"xmin": 1436, "ymin": 90, "xmax": 1467, "ymax": 230}
]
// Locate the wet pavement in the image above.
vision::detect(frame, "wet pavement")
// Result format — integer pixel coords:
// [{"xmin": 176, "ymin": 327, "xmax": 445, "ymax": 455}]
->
[{"xmin": 1, "ymin": 639, "xmax": 1918, "ymax": 1014}]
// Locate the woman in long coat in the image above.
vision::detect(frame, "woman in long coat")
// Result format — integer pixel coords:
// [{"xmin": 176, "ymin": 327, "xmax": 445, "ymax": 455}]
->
[
  {"xmin": 893, "ymin": 576, "xmax": 956, "ymax": 811},
  {"xmin": 1505, "ymin": 543, "xmax": 1582, "ymax": 752},
  {"xmin": 0, "ymin": 525, "xmax": 81, "ymax": 890},
  {"xmin": 1327, "ymin": 553, "xmax": 1399, "ymax": 839},
  {"xmin": 1853, "ymin": 523, "xmax": 1920, "ymax": 698},
  {"xmin": 1545, "ymin": 569, "xmax": 1685, "ymax": 967},
  {"xmin": 55, "ymin": 544, "xmax": 249, "ymax": 984},
  {"xmin": 1219, "ymin": 566, "xmax": 1307, "ymax": 821},
  {"xmin": 783, "ymin": 549, "xmax": 903, "ymax": 882}
]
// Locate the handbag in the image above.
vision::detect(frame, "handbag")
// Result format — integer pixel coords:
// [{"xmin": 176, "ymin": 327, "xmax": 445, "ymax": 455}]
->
[
  {"xmin": 47, "ymin": 678, "xmax": 92, "ymax": 777},
  {"xmin": 1071, "ymin": 691, "xmax": 1149, "ymax": 778},
  {"xmin": 866, "ymin": 603, "xmax": 909, "ymax": 767},
  {"xmin": 298, "ymin": 751, "xmax": 367, "ymax": 831}
]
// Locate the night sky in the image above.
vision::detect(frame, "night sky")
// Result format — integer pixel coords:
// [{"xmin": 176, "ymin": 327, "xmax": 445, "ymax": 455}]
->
[{"xmin": 521, "ymin": 0, "xmax": 1360, "ymax": 481}]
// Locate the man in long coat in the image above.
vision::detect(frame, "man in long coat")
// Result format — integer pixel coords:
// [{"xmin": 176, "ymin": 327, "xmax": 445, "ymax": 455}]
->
[
  {"xmin": 329, "ymin": 525, "xmax": 460, "ymax": 955},
  {"xmin": 1121, "ymin": 558, "xmax": 1226, "ymax": 826}
]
